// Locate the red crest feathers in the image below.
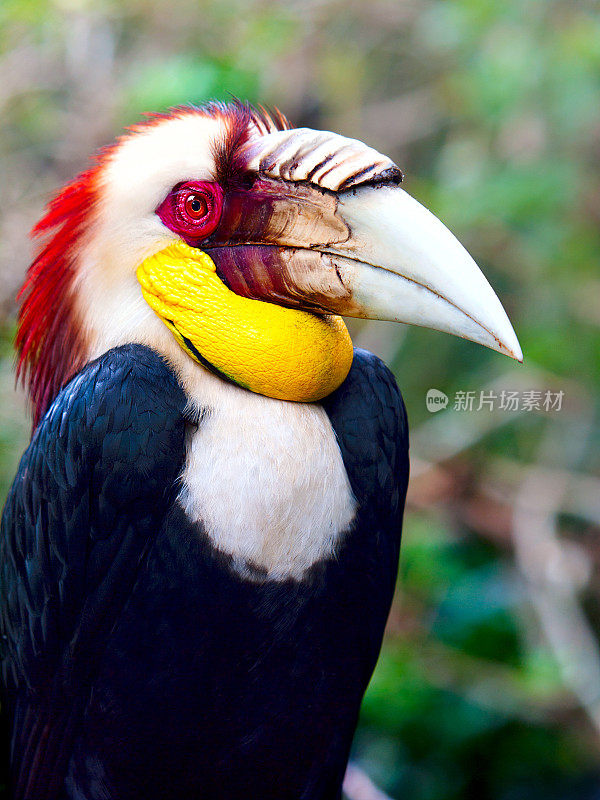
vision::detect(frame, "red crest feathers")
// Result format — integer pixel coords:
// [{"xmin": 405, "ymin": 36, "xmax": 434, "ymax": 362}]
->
[{"xmin": 16, "ymin": 165, "xmax": 101, "ymax": 427}]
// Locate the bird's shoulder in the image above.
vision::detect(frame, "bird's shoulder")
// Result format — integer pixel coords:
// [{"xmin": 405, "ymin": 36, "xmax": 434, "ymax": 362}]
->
[
  {"xmin": 16, "ymin": 342, "xmax": 186, "ymax": 496},
  {"xmin": 321, "ymin": 347, "xmax": 409, "ymax": 516},
  {"xmin": 40, "ymin": 341, "xmax": 187, "ymax": 453}
]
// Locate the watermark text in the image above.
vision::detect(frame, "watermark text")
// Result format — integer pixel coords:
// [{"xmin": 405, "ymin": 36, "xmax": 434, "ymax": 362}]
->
[{"xmin": 426, "ymin": 389, "xmax": 564, "ymax": 413}]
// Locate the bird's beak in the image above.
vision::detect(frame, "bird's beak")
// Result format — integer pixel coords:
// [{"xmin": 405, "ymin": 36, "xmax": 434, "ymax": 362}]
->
[
  {"xmin": 205, "ymin": 177, "xmax": 522, "ymax": 361},
  {"xmin": 328, "ymin": 185, "xmax": 522, "ymax": 360}
]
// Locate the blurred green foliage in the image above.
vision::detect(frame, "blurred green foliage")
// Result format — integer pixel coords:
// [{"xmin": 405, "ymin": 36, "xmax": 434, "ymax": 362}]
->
[{"xmin": 0, "ymin": 1, "xmax": 599, "ymax": 798}]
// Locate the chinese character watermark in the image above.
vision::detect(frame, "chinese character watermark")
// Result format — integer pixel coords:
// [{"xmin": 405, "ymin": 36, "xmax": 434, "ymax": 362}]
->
[
  {"xmin": 454, "ymin": 391, "xmax": 476, "ymax": 411},
  {"xmin": 426, "ymin": 388, "xmax": 564, "ymax": 413}
]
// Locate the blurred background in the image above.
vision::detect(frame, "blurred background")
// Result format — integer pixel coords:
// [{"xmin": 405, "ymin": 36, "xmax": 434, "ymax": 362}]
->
[{"xmin": 0, "ymin": 0, "xmax": 599, "ymax": 797}]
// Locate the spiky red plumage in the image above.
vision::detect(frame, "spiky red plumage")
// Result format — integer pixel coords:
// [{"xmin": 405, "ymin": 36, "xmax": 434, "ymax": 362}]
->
[{"xmin": 16, "ymin": 165, "xmax": 102, "ymax": 427}]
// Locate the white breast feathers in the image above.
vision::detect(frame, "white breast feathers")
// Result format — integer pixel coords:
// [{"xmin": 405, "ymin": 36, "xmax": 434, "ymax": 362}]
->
[{"xmin": 178, "ymin": 373, "xmax": 356, "ymax": 582}]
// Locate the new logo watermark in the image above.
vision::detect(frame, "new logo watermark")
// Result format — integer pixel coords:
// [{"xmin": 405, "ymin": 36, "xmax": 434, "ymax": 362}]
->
[
  {"xmin": 426, "ymin": 389, "xmax": 564, "ymax": 413},
  {"xmin": 426, "ymin": 389, "xmax": 449, "ymax": 413}
]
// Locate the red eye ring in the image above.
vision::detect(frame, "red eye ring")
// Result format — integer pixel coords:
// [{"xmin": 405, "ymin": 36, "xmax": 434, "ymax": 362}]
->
[{"xmin": 156, "ymin": 180, "xmax": 224, "ymax": 244}]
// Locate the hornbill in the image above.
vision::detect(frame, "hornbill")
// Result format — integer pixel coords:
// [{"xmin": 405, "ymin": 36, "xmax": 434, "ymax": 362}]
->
[{"xmin": 0, "ymin": 101, "xmax": 521, "ymax": 800}]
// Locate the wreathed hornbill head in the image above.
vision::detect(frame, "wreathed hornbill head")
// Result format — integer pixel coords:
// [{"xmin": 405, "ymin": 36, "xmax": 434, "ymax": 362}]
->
[{"xmin": 18, "ymin": 102, "xmax": 521, "ymax": 421}]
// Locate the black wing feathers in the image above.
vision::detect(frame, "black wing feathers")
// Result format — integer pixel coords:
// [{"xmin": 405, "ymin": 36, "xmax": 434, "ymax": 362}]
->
[
  {"xmin": 0, "ymin": 344, "xmax": 187, "ymax": 799},
  {"xmin": 322, "ymin": 348, "xmax": 409, "ymax": 660},
  {"xmin": 323, "ymin": 347, "xmax": 409, "ymax": 522}
]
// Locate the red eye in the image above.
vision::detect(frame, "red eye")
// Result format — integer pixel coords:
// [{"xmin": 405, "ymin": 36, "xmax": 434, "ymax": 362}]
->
[
  {"xmin": 183, "ymin": 192, "xmax": 209, "ymax": 220},
  {"xmin": 156, "ymin": 180, "xmax": 224, "ymax": 244}
]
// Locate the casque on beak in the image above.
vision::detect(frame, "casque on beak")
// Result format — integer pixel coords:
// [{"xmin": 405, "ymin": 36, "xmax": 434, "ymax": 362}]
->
[{"xmin": 203, "ymin": 127, "xmax": 522, "ymax": 362}]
